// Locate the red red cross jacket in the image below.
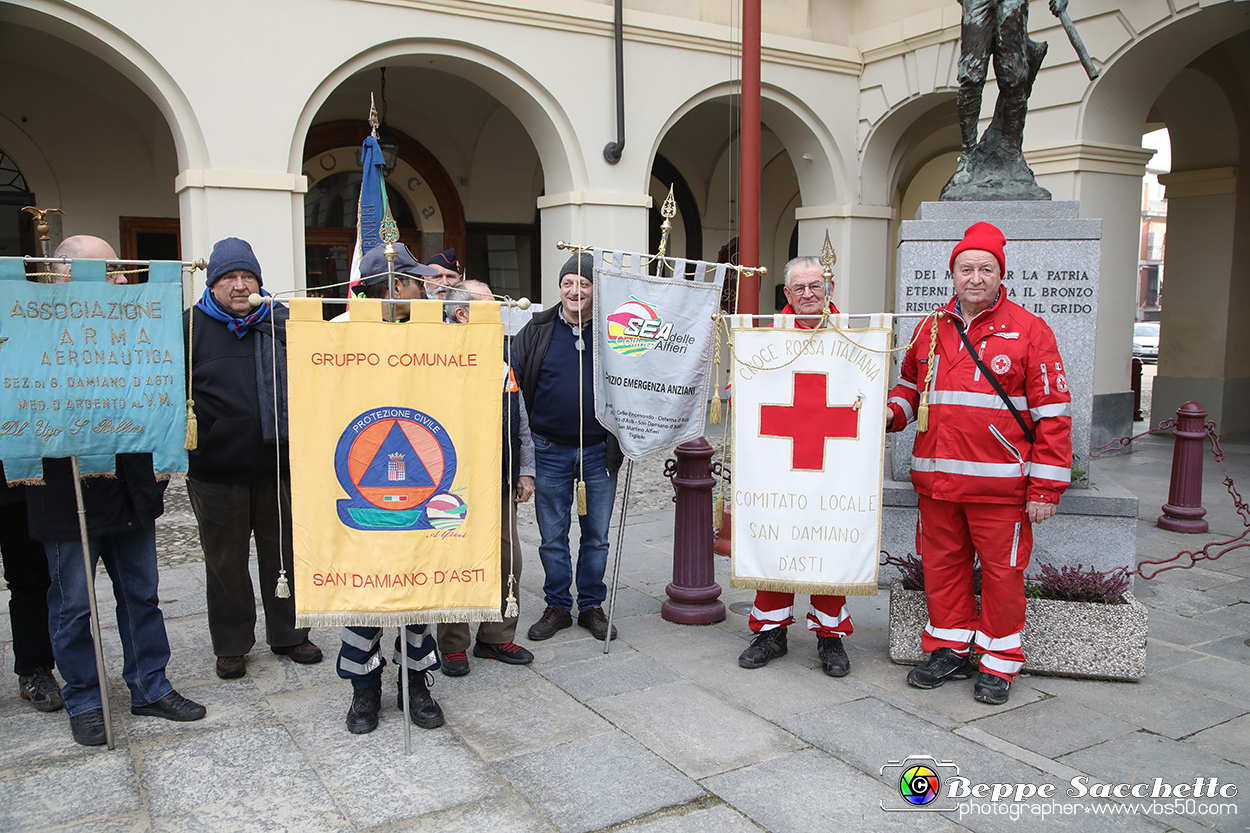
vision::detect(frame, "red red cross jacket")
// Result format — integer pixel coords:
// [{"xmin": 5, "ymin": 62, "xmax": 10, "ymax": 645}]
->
[{"xmin": 886, "ymin": 291, "xmax": 1072, "ymax": 505}]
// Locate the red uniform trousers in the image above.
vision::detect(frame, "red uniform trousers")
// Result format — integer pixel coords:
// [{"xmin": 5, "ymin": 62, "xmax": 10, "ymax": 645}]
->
[
  {"xmin": 916, "ymin": 495, "xmax": 1031, "ymax": 682},
  {"xmin": 748, "ymin": 591, "xmax": 853, "ymax": 637}
]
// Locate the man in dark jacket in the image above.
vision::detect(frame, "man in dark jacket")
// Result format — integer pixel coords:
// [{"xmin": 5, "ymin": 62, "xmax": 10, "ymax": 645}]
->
[
  {"xmin": 512, "ymin": 252, "xmax": 622, "ymax": 642},
  {"xmin": 436, "ymin": 284, "xmax": 536, "ymax": 676},
  {"xmin": 26, "ymin": 237, "xmax": 204, "ymax": 745},
  {"xmin": 185, "ymin": 238, "xmax": 320, "ymax": 680}
]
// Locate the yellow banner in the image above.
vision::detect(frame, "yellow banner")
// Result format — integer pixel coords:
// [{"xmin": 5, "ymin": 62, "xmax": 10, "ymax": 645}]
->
[{"xmin": 287, "ymin": 298, "xmax": 502, "ymax": 627}]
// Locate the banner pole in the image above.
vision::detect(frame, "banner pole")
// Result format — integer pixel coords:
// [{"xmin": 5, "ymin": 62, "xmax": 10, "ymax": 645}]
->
[
  {"xmin": 69, "ymin": 455, "xmax": 114, "ymax": 749},
  {"xmin": 401, "ymin": 633, "xmax": 411, "ymax": 755},
  {"xmin": 603, "ymin": 461, "xmax": 634, "ymax": 654}
]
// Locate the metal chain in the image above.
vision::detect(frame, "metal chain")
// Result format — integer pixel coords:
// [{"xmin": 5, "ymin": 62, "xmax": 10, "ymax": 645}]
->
[{"xmin": 1093, "ymin": 419, "xmax": 1250, "ymax": 579}]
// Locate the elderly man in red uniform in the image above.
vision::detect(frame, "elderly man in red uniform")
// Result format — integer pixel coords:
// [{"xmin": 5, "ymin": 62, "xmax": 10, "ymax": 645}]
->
[
  {"xmin": 886, "ymin": 222, "xmax": 1071, "ymax": 705},
  {"xmin": 737, "ymin": 256, "xmax": 854, "ymax": 678}
]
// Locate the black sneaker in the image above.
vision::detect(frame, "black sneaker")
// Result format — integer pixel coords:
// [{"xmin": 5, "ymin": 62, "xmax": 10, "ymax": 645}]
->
[
  {"xmin": 473, "ymin": 641, "xmax": 534, "ymax": 665},
  {"xmin": 817, "ymin": 635, "xmax": 850, "ymax": 677},
  {"xmin": 69, "ymin": 708, "xmax": 107, "ymax": 746},
  {"xmin": 130, "ymin": 690, "xmax": 206, "ymax": 722},
  {"xmin": 738, "ymin": 628, "xmax": 788, "ymax": 669},
  {"xmin": 19, "ymin": 667, "xmax": 63, "ymax": 712},
  {"xmin": 346, "ymin": 685, "xmax": 381, "ymax": 734},
  {"xmin": 441, "ymin": 651, "xmax": 470, "ymax": 677},
  {"xmin": 397, "ymin": 671, "xmax": 444, "ymax": 729},
  {"xmin": 973, "ymin": 671, "xmax": 1011, "ymax": 705},
  {"xmin": 906, "ymin": 648, "xmax": 977, "ymax": 689}
]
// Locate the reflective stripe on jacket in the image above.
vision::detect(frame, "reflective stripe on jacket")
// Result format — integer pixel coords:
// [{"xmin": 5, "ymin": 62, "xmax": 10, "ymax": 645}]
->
[{"xmin": 886, "ymin": 292, "xmax": 1072, "ymax": 505}]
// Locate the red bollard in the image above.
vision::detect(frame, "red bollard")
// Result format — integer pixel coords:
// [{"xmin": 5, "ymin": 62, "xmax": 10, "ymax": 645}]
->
[
  {"xmin": 1158, "ymin": 401, "xmax": 1209, "ymax": 533},
  {"xmin": 1131, "ymin": 358, "xmax": 1143, "ymax": 422},
  {"xmin": 662, "ymin": 437, "xmax": 726, "ymax": 624}
]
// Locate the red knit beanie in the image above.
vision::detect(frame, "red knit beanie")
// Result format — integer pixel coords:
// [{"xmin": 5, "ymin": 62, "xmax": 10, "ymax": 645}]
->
[{"xmin": 949, "ymin": 221, "xmax": 1006, "ymax": 275}]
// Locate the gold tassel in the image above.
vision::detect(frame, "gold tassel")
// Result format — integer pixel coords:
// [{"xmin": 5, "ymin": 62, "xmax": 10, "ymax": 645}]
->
[
  {"xmin": 915, "ymin": 310, "xmax": 942, "ymax": 433},
  {"xmin": 576, "ymin": 480, "xmax": 588, "ymax": 515},
  {"xmin": 274, "ymin": 570, "xmax": 291, "ymax": 599},
  {"xmin": 714, "ymin": 494, "xmax": 724, "ymax": 521},
  {"xmin": 710, "ymin": 394, "xmax": 722, "ymax": 425},
  {"xmin": 504, "ymin": 590, "xmax": 519, "ymax": 619},
  {"xmin": 184, "ymin": 399, "xmax": 198, "ymax": 450}
]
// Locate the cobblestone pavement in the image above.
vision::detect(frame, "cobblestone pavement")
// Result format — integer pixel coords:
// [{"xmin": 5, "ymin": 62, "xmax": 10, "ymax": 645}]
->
[{"xmin": 6, "ymin": 400, "xmax": 1248, "ymax": 833}]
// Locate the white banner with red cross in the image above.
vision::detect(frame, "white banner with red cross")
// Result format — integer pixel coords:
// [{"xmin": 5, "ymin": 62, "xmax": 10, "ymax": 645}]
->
[{"xmin": 729, "ymin": 315, "xmax": 891, "ymax": 595}]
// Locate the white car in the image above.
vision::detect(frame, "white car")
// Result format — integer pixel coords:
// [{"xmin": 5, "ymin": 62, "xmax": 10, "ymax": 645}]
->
[{"xmin": 1133, "ymin": 321, "xmax": 1160, "ymax": 363}]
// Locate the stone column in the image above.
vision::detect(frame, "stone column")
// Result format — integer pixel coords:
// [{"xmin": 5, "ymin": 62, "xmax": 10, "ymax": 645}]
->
[
  {"xmin": 175, "ymin": 169, "xmax": 309, "ymax": 296},
  {"xmin": 536, "ymin": 192, "xmax": 650, "ymax": 303},
  {"xmin": 794, "ymin": 205, "xmax": 894, "ymax": 313},
  {"xmin": 1153, "ymin": 167, "xmax": 1249, "ymax": 434}
]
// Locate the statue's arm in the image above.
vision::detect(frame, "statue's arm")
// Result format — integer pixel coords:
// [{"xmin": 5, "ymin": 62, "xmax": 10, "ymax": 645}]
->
[{"xmin": 1049, "ymin": 0, "xmax": 1068, "ymax": 16}]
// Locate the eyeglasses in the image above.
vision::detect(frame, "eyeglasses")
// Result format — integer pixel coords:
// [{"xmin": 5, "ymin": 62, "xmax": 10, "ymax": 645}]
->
[{"xmin": 788, "ymin": 282, "xmax": 824, "ymax": 296}]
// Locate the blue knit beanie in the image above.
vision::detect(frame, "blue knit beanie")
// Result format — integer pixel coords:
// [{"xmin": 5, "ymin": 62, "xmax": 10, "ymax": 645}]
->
[{"xmin": 207, "ymin": 237, "xmax": 263, "ymax": 287}]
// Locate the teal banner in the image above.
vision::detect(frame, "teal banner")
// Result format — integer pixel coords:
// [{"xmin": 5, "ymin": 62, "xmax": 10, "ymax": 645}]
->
[{"xmin": 0, "ymin": 257, "xmax": 187, "ymax": 483}]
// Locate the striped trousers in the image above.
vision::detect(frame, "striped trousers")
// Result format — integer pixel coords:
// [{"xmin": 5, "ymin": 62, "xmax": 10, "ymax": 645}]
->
[
  {"xmin": 748, "ymin": 591, "xmax": 853, "ymax": 637},
  {"xmin": 916, "ymin": 495, "xmax": 1031, "ymax": 682},
  {"xmin": 336, "ymin": 625, "xmax": 440, "ymax": 690}
]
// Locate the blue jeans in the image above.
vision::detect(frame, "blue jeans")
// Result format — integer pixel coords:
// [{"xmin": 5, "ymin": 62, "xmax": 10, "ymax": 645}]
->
[
  {"xmin": 44, "ymin": 523, "xmax": 173, "ymax": 715},
  {"xmin": 532, "ymin": 434, "xmax": 618, "ymax": 612}
]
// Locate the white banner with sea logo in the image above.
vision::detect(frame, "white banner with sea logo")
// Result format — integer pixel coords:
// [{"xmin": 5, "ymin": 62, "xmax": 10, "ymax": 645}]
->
[
  {"xmin": 592, "ymin": 249, "xmax": 725, "ymax": 460},
  {"xmin": 729, "ymin": 315, "xmax": 891, "ymax": 595}
]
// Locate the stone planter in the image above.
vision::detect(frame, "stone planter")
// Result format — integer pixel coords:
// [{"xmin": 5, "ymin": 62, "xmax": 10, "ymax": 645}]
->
[{"xmin": 887, "ymin": 580, "xmax": 1148, "ymax": 682}]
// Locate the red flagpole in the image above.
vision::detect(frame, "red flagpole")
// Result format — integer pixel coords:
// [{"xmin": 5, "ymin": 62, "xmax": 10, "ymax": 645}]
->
[{"xmin": 738, "ymin": 0, "xmax": 761, "ymax": 316}]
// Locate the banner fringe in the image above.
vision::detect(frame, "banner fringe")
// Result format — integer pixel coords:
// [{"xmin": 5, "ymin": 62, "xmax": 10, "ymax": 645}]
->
[
  {"xmin": 729, "ymin": 576, "xmax": 879, "ymax": 597},
  {"xmin": 5, "ymin": 477, "xmax": 46, "ymax": 487},
  {"xmin": 297, "ymin": 608, "xmax": 503, "ymax": 629}
]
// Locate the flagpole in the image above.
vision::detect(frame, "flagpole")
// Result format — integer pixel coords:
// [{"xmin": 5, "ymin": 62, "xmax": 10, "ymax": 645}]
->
[
  {"xmin": 24, "ymin": 207, "xmax": 115, "ymax": 748},
  {"xmin": 602, "ymin": 461, "xmax": 633, "ymax": 654}
]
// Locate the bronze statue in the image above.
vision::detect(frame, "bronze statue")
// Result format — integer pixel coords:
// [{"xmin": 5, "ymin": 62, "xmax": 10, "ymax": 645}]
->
[{"xmin": 942, "ymin": 0, "xmax": 1096, "ymax": 201}]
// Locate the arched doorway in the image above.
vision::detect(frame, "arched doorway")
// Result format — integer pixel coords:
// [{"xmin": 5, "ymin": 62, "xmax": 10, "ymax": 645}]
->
[
  {"xmin": 0, "ymin": 150, "xmax": 36, "ymax": 258},
  {"xmin": 302, "ymin": 120, "xmax": 465, "ymax": 304}
]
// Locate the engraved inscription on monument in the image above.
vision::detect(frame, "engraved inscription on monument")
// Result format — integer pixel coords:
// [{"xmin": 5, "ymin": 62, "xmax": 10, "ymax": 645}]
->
[{"xmin": 891, "ymin": 201, "xmax": 1101, "ymax": 488}]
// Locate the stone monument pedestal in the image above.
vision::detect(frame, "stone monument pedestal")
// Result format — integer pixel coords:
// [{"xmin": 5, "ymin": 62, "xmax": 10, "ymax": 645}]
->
[{"xmin": 884, "ymin": 201, "xmax": 1138, "ymax": 576}]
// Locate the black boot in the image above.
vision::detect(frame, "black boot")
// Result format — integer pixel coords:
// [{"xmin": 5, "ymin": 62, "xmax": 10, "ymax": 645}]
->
[
  {"xmin": 346, "ymin": 685, "xmax": 381, "ymax": 734},
  {"xmin": 906, "ymin": 648, "xmax": 977, "ymax": 689},
  {"xmin": 397, "ymin": 671, "xmax": 445, "ymax": 729},
  {"xmin": 738, "ymin": 628, "xmax": 788, "ymax": 669},
  {"xmin": 817, "ymin": 635, "xmax": 850, "ymax": 677}
]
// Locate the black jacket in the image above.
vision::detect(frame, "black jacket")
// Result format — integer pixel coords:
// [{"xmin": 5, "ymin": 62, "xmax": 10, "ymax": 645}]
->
[
  {"xmin": 512, "ymin": 306, "xmax": 623, "ymax": 471},
  {"xmin": 24, "ymin": 454, "xmax": 165, "ymax": 543},
  {"xmin": 184, "ymin": 306, "xmax": 288, "ymax": 483}
]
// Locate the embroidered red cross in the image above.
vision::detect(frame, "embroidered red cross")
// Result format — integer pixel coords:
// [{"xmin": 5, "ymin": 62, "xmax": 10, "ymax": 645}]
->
[{"xmin": 759, "ymin": 372, "xmax": 860, "ymax": 471}]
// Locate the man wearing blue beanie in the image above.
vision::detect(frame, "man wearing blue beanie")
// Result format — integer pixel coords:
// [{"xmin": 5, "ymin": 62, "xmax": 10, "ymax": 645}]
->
[{"xmin": 184, "ymin": 237, "xmax": 322, "ymax": 681}]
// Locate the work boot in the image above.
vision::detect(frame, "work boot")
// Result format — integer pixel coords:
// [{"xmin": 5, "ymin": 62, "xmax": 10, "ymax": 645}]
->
[
  {"xmin": 346, "ymin": 685, "xmax": 381, "ymax": 734},
  {"xmin": 738, "ymin": 628, "xmax": 787, "ymax": 669},
  {"xmin": 906, "ymin": 648, "xmax": 977, "ymax": 689},
  {"xmin": 817, "ymin": 635, "xmax": 850, "ymax": 677},
  {"xmin": 397, "ymin": 671, "xmax": 444, "ymax": 729},
  {"xmin": 973, "ymin": 671, "xmax": 1011, "ymax": 705},
  {"xmin": 18, "ymin": 667, "xmax": 63, "ymax": 712}
]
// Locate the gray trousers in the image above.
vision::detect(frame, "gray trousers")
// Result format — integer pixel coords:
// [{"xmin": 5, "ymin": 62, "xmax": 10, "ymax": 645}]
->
[
  {"xmin": 187, "ymin": 477, "xmax": 309, "ymax": 657},
  {"xmin": 437, "ymin": 489, "xmax": 522, "ymax": 653}
]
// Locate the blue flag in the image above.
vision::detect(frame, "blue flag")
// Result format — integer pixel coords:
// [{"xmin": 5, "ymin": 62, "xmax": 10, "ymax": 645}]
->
[{"xmin": 358, "ymin": 135, "xmax": 388, "ymax": 256}]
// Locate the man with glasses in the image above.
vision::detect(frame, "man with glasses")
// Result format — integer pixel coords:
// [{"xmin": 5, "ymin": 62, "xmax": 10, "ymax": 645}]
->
[
  {"xmin": 737, "ymin": 256, "xmax": 855, "ymax": 678},
  {"xmin": 185, "ymin": 238, "xmax": 322, "ymax": 681}
]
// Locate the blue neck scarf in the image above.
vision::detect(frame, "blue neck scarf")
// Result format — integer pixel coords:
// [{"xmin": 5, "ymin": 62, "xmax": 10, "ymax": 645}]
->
[{"xmin": 197, "ymin": 287, "xmax": 273, "ymax": 338}]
